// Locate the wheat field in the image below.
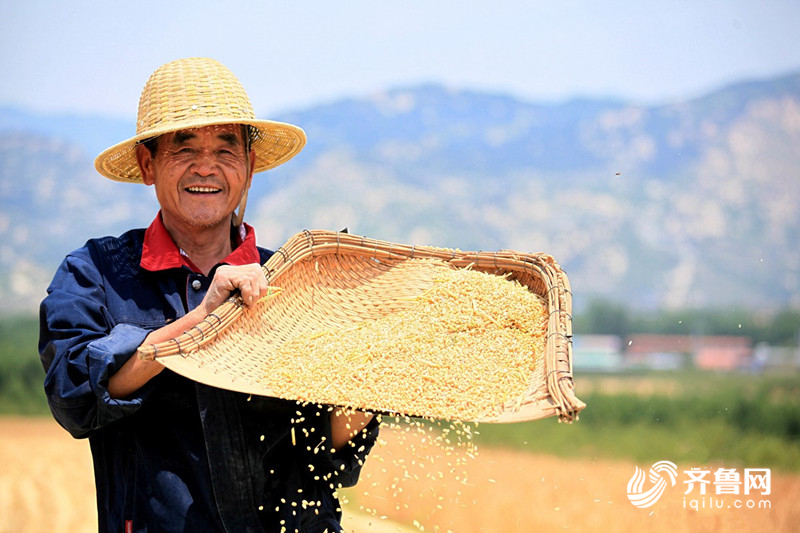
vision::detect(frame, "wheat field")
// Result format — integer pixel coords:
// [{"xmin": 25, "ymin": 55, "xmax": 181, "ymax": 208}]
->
[{"xmin": 1, "ymin": 417, "xmax": 798, "ymax": 533}]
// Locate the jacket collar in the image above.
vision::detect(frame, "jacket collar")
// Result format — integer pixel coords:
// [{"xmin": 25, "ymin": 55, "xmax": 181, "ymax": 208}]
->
[{"xmin": 140, "ymin": 212, "xmax": 260, "ymax": 273}]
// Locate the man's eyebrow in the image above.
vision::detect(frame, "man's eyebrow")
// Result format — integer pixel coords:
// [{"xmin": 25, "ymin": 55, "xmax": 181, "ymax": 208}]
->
[
  {"xmin": 168, "ymin": 129, "xmax": 242, "ymax": 147},
  {"xmin": 171, "ymin": 130, "xmax": 197, "ymax": 145},
  {"xmin": 217, "ymin": 132, "xmax": 241, "ymax": 146}
]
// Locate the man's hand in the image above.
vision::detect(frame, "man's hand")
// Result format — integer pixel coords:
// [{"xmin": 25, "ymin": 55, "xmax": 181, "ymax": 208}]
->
[
  {"xmin": 200, "ymin": 263, "xmax": 270, "ymax": 314},
  {"xmin": 110, "ymin": 263, "xmax": 268, "ymax": 399},
  {"xmin": 330, "ymin": 409, "xmax": 375, "ymax": 451}
]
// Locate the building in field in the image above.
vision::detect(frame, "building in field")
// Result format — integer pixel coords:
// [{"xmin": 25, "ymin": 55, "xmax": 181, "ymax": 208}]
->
[
  {"xmin": 624, "ymin": 334, "xmax": 753, "ymax": 371},
  {"xmin": 571, "ymin": 334, "xmax": 624, "ymax": 372},
  {"xmin": 752, "ymin": 343, "xmax": 800, "ymax": 372}
]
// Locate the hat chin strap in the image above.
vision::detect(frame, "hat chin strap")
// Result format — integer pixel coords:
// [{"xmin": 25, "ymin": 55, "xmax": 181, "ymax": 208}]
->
[
  {"xmin": 233, "ymin": 187, "xmax": 249, "ymax": 227},
  {"xmin": 233, "ymin": 148, "xmax": 253, "ymax": 227}
]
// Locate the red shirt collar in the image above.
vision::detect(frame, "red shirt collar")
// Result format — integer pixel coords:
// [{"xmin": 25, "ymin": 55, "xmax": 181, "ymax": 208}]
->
[{"xmin": 140, "ymin": 212, "xmax": 260, "ymax": 273}]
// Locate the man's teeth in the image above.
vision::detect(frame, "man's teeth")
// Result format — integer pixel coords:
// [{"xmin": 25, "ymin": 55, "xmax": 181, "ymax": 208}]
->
[{"xmin": 186, "ymin": 186, "xmax": 220, "ymax": 193}]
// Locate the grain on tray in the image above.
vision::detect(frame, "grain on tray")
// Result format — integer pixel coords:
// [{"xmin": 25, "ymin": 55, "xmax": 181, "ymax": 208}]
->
[{"xmin": 263, "ymin": 260, "xmax": 548, "ymax": 421}]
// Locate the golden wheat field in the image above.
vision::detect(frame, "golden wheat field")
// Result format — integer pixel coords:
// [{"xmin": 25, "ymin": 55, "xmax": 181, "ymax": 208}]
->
[{"xmin": 1, "ymin": 417, "xmax": 798, "ymax": 533}]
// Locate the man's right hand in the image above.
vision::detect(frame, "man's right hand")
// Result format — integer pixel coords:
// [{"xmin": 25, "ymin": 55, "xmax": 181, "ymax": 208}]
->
[
  {"xmin": 110, "ymin": 263, "xmax": 269, "ymax": 399},
  {"xmin": 200, "ymin": 263, "xmax": 270, "ymax": 315}
]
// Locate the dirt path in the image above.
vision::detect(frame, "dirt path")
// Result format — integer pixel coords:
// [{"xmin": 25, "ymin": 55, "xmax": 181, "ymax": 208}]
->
[{"xmin": 1, "ymin": 417, "xmax": 797, "ymax": 532}]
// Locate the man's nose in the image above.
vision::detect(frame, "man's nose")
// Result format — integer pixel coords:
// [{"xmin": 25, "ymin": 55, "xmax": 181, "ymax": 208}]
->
[{"xmin": 190, "ymin": 150, "xmax": 218, "ymax": 175}]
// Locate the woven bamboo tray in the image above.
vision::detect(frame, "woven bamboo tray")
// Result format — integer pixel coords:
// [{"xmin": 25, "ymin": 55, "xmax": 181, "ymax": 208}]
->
[{"xmin": 137, "ymin": 230, "xmax": 585, "ymax": 423}]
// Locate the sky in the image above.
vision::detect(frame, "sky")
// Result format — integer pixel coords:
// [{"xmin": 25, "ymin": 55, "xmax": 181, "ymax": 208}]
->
[{"xmin": 2, "ymin": 0, "xmax": 799, "ymax": 120}]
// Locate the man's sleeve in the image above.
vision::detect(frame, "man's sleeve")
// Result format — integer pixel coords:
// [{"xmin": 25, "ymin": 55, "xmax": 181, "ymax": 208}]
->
[{"xmin": 39, "ymin": 251, "xmax": 152, "ymax": 438}]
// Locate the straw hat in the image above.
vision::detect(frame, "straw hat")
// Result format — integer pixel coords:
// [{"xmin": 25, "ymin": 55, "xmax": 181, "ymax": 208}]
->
[{"xmin": 94, "ymin": 57, "xmax": 306, "ymax": 183}]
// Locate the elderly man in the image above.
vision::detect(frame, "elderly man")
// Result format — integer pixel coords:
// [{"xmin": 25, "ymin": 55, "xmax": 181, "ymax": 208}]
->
[{"xmin": 39, "ymin": 57, "xmax": 378, "ymax": 533}]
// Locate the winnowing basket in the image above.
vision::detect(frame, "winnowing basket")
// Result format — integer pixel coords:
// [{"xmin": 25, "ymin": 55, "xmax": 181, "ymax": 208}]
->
[{"xmin": 137, "ymin": 230, "xmax": 585, "ymax": 423}]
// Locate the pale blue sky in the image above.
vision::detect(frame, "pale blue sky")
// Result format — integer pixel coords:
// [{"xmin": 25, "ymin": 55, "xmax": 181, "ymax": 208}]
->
[{"xmin": 2, "ymin": 0, "xmax": 799, "ymax": 119}]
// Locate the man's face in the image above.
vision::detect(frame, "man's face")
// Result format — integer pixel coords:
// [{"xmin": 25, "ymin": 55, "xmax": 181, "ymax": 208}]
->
[{"xmin": 137, "ymin": 124, "xmax": 255, "ymax": 231}]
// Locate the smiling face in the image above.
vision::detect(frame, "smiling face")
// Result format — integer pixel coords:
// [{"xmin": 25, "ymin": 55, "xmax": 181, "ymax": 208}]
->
[{"xmin": 136, "ymin": 124, "xmax": 255, "ymax": 234}]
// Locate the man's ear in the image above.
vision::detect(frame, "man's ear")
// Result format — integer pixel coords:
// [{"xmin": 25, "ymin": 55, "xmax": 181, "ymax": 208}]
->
[{"xmin": 136, "ymin": 144, "xmax": 155, "ymax": 186}]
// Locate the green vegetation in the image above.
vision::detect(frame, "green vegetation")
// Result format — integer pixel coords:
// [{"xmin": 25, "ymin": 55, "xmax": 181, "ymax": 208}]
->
[
  {"xmin": 576, "ymin": 299, "xmax": 800, "ymax": 346},
  {"xmin": 0, "ymin": 315, "xmax": 49, "ymax": 415},
  {"xmin": 475, "ymin": 371, "xmax": 800, "ymax": 471}
]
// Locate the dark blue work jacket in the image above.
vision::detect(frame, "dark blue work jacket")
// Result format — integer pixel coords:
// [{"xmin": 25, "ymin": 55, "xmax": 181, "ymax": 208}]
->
[{"xmin": 39, "ymin": 227, "xmax": 379, "ymax": 533}]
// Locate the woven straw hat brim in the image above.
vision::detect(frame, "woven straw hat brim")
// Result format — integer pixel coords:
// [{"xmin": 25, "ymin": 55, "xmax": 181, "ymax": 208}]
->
[{"xmin": 95, "ymin": 118, "xmax": 306, "ymax": 183}]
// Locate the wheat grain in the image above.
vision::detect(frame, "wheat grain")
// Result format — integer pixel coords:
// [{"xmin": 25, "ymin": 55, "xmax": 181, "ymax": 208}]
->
[{"xmin": 264, "ymin": 261, "xmax": 548, "ymax": 421}]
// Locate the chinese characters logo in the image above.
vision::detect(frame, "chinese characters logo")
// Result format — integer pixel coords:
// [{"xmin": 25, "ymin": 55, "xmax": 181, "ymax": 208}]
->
[{"xmin": 627, "ymin": 461, "xmax": 771, "ymax": 509}]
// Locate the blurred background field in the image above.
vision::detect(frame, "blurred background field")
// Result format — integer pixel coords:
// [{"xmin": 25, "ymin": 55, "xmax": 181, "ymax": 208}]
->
[{"xmin": 477, "ymin": 371, "xmax": 800, "ymax": 472}]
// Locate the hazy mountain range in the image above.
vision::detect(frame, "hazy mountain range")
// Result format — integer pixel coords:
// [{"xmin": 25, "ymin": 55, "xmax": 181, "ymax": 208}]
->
[{"xmin": 2, "ymin": 71, "xmax": 799, "ymax": 314}]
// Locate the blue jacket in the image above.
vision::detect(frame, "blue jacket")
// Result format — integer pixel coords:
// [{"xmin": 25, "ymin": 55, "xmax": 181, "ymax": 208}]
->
[{"xmin": 39, "ymin": 227, "xmax": 379, "ymax": 533}]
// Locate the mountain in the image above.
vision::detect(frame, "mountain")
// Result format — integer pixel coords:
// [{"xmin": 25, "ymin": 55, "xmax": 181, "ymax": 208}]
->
[{"xmin": 1, "ymin": 72, "xmax": 799, "ymax": 314}]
